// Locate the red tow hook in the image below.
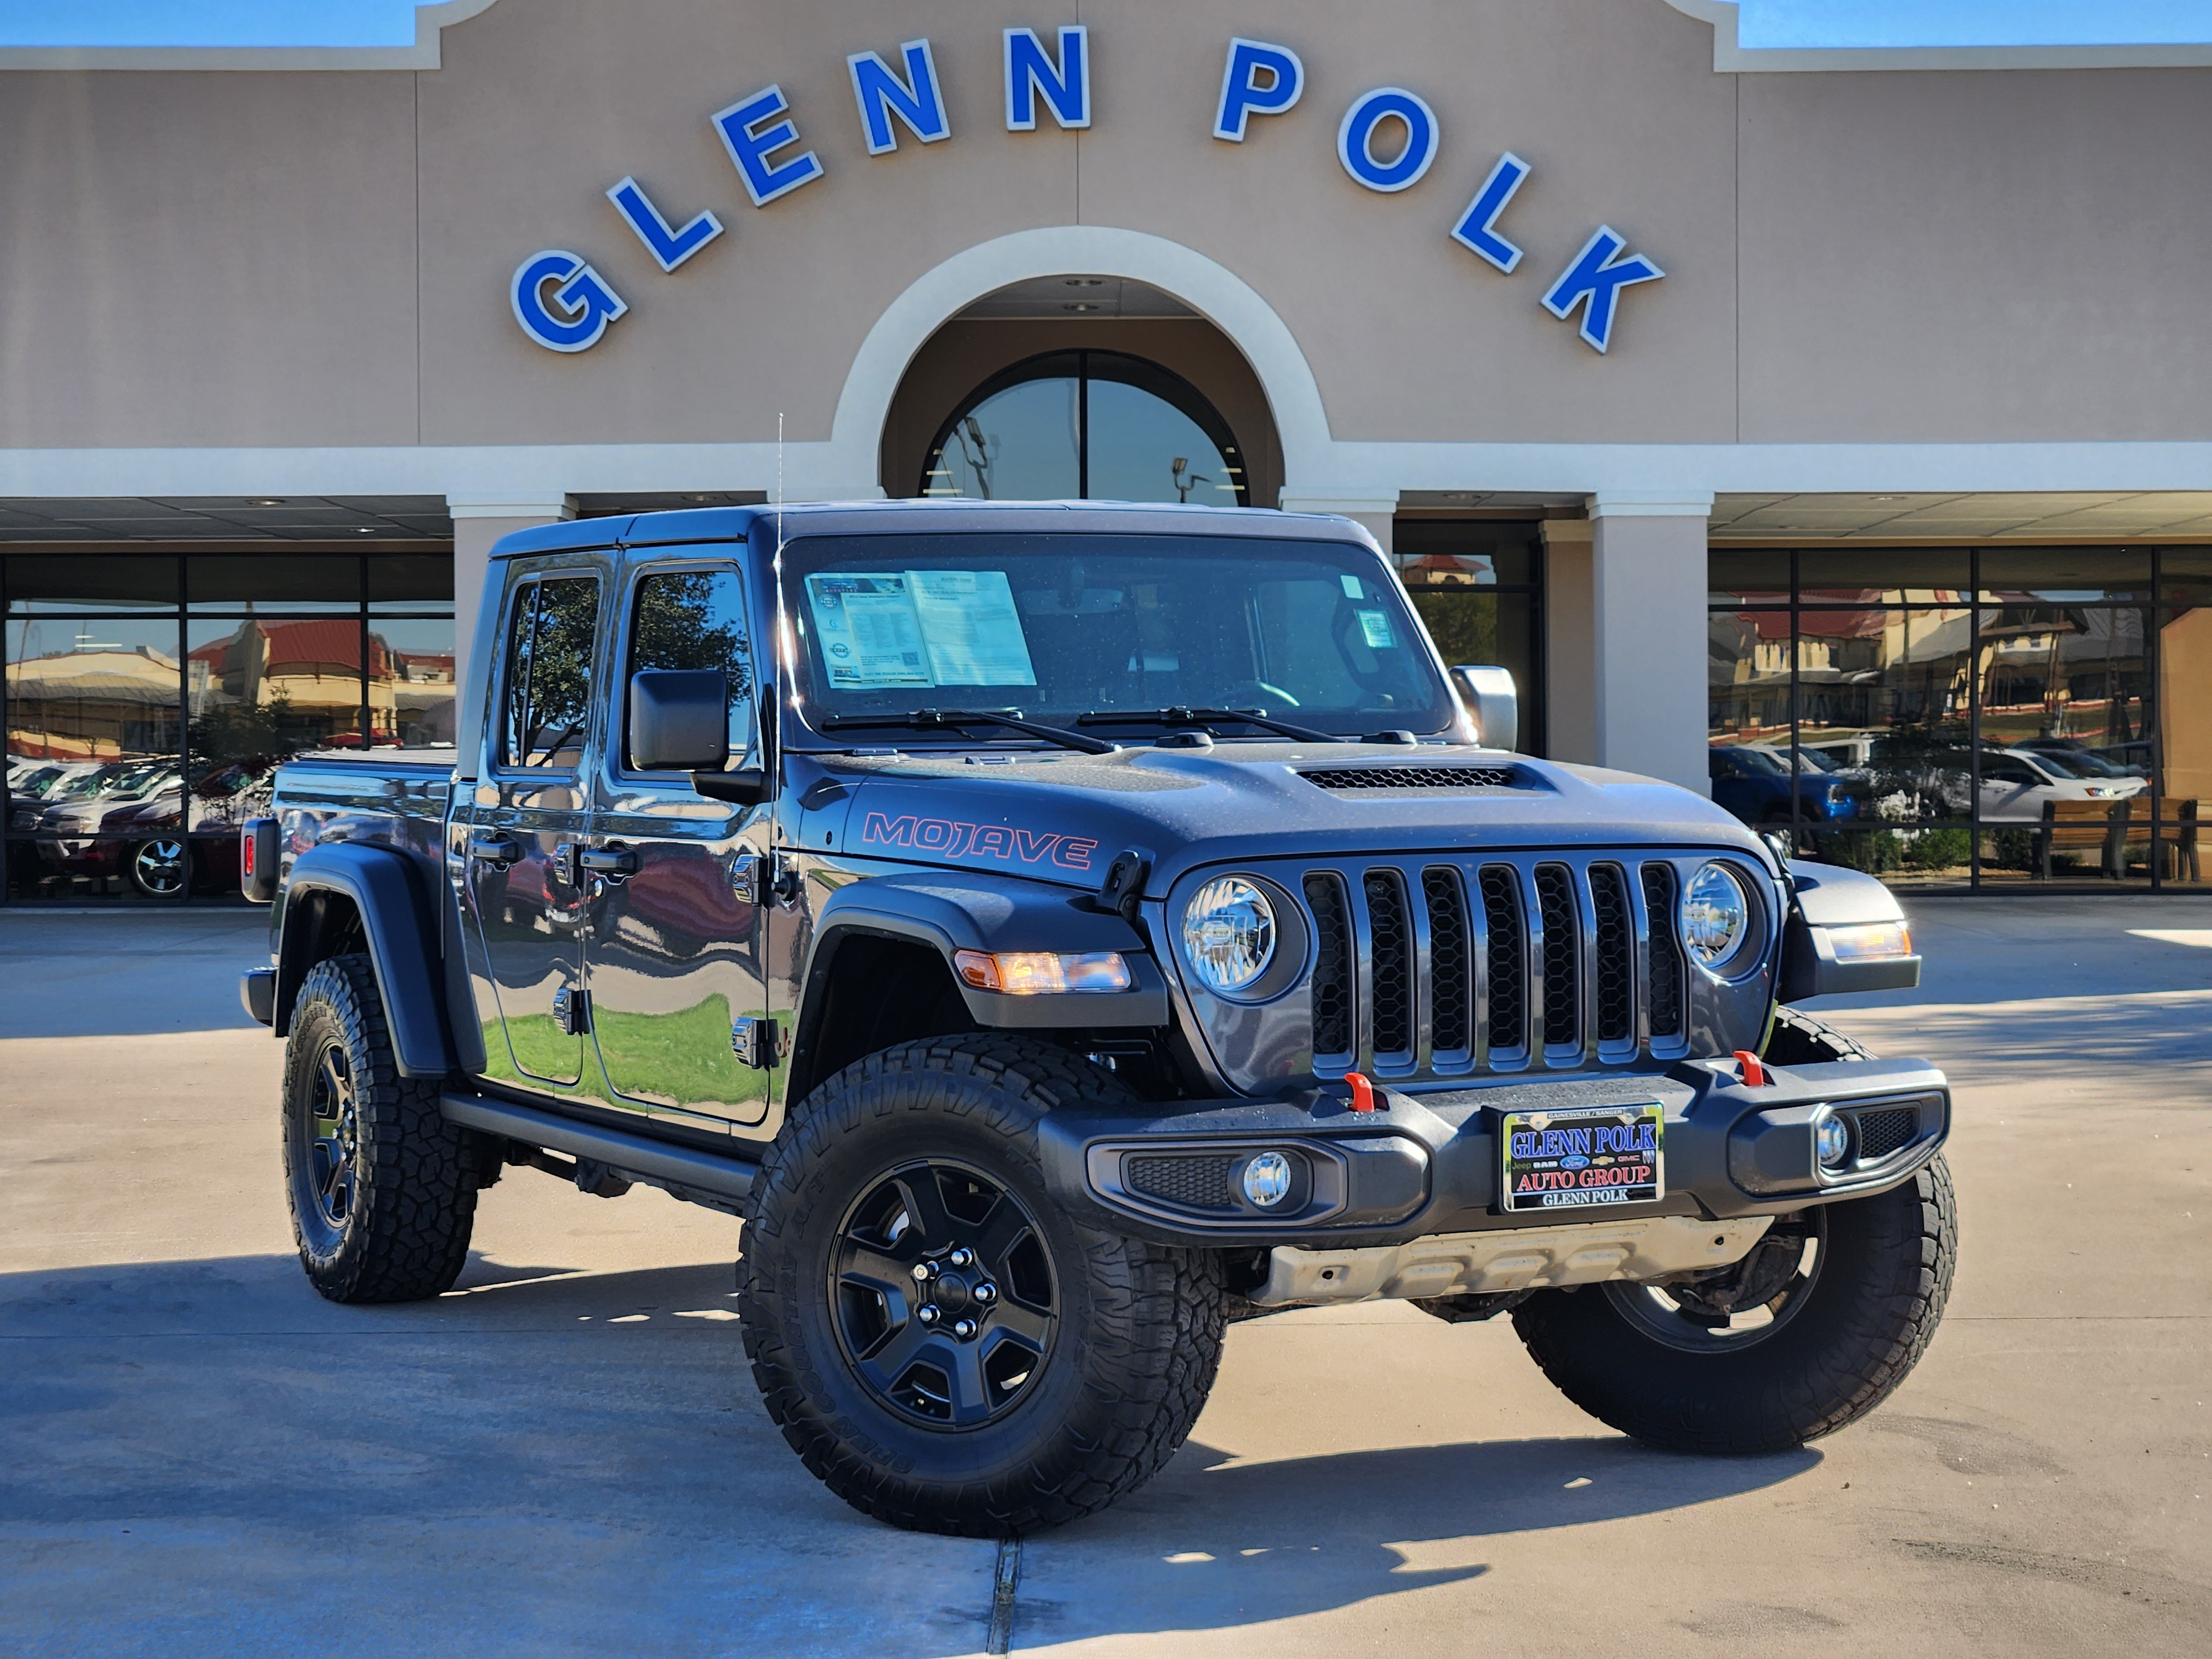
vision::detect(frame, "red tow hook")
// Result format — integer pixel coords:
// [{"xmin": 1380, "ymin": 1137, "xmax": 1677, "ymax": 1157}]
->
[
  {"xmin": 1344, "ymin": 1072, "xmax": 1378, "ymax": 1113},
  {"xmin": 1733, "ymin": 1050, "xmax": 1768, "ymax": 1087}
]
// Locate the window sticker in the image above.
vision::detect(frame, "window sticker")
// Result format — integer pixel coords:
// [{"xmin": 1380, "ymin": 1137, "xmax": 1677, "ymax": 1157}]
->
[
  {"xmin": 1356, "ymin": 609, "xmax": 1396, "ymax": 649},
  {"xmin": 1340, "ymin": 573, "xmax": 1366, "ymax": 598},
  {"xmin": 904, "ymin": 569, "xmax": 1038, "ymax": 687},
  {"xmin": 805, "ymin": 573, "xmax": 934, "ymax": 688}
]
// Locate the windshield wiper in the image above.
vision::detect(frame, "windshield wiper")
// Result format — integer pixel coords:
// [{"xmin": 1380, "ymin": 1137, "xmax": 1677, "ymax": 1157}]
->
[
  {"xmin": 1074, "ymin": 706, "xmax": 1348, "ymax": 743},
  {"xmin": 819, "ymin": 708, "xmax": 1118, "ymax": 756}
]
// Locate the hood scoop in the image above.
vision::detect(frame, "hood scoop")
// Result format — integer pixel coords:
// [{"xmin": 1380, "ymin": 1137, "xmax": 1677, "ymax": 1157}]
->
[{"xmin": 1297, "ymin": 763, "xmax": 1528, "ymax": 792}]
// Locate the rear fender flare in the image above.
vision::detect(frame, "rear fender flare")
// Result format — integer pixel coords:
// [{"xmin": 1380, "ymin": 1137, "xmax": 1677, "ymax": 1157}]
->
[{"xmin": 276, "ymin": 842, "xmax": 457, "ymax": 1078}]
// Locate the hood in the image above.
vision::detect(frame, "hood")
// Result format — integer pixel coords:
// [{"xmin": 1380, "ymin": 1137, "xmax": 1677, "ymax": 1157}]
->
[{"xmin": 791, "ymin": 742, "xmax": 1767, "ymax": 896}]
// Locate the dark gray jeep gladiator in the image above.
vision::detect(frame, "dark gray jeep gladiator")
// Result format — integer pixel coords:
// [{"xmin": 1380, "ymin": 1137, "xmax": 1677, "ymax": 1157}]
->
[{"xmin": 240, "ymin": 500, "xmax": 1954, "ymax": 1535}]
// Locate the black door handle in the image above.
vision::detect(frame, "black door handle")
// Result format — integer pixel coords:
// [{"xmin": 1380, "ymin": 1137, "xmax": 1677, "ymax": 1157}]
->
[{"xmin": 468, "ymin": 831, "xmax": 520, "ymax": 865}]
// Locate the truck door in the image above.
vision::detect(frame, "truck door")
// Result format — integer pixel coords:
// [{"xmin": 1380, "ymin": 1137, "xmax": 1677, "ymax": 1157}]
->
[
  {"xmin": 463, "ymin": 570, "xmax": 603, "ymax": 1089},
  {"xmin": 582, "ymin": 556, "xmax": 773, "ymax": 1129}
]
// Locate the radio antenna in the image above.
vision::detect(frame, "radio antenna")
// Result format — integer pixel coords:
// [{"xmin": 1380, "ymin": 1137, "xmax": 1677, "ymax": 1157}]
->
[{"xmin": 775, "ymin": 410, "xmax": 785, "ymax": 557}]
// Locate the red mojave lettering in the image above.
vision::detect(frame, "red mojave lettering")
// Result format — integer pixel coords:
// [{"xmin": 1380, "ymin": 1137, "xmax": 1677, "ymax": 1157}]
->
[{"xmin": 860, "ymin": 811, "xmax": 1097, "ymax": 870}]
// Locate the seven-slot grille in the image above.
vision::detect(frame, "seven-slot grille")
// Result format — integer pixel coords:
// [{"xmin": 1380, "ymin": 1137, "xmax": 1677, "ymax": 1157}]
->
[{"xmin": 1297, "ymin": 853, "xmax": 1711, "ymax": 1077}]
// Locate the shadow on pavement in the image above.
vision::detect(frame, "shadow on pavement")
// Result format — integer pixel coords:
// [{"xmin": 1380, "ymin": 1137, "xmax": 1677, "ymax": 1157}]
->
[
  {"xmin": 1013, "ymin": 1434, "xmax": 1819, "ymax": 1644},
  {"xmin": 1, "ymin": 1251, "xmax": 1819, "ymax": 1655}
]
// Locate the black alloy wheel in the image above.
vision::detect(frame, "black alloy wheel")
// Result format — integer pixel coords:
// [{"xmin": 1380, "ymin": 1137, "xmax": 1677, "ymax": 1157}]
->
[
  {"xmin": 302, "ymin": 1037, "xmax": 361, "ymax": 1239},
  {"xmin": 830, "ymin": 1160, "xmax": 1057, "ymax": 1429},
  {"xmin": 1600, "ymin": 1209, "xmax": 1828, "ymax": 1350},
  {"xmin": 130, "ymin": 838, "xmax": 187, "ymax": 898}
]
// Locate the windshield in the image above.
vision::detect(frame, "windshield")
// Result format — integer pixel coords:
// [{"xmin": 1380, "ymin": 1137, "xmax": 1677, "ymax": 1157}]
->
[
  {"xmin": 780, "ymin": 533, "xmax": 1455, "ymax": 742},
  {"xmin": 2017, "ymin": 749, "xmax": 2080, "ymax": 780}
]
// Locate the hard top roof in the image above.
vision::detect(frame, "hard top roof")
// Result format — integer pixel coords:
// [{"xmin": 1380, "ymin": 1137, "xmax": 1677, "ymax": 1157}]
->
[{"xmin": 488, "ymin": 498, "xmax": 1376, "ymax": 559}]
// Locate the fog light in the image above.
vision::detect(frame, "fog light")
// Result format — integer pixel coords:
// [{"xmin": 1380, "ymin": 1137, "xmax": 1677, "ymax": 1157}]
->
[
  {"xmin": 1241, "ymin": 1151, "xmax": 1295, "ymax": 1208},
  {"xmin": 1815, "ymin": 1113, "xmax": 1852, "ymax": 1170}
]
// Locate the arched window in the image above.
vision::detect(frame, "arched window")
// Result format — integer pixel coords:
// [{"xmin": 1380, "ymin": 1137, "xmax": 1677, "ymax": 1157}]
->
[{"xmin": 920, "ymin": 351, "xmax": 1249, "ymax": 506}]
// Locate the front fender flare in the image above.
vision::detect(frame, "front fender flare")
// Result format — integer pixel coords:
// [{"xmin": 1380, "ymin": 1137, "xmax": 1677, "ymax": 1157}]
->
[
  {"xmin": 276, "ymin": 842, "xmax": 457, "ymax": 1078},
  {"xmin": 801, "ymin": 869, "xmax": 1170, "ymax": 1031}
]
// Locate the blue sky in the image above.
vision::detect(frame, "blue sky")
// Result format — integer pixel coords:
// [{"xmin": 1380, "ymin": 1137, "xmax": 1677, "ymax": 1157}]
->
[{"xmin": 1, "ymin": 1, "xmax": 2209, "ymax": 49}]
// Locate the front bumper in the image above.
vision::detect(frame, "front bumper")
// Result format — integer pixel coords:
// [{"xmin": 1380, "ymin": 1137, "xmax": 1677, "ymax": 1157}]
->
[{"xmin": 1034, "ymin": 1056, "xmax": 1950, "ymax": 1251}]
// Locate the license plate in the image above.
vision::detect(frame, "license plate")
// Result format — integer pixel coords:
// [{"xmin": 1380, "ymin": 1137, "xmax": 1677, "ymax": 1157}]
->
[{"xmin": 1500, "ymin": 1103, "xmax": 1665, "ymax": 1212}]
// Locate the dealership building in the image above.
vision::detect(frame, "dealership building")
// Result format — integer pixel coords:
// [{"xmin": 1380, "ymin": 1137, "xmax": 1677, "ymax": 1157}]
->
[{"xmin": 2, "ymin": 0, "xmax": 2208, "ymax": 902}]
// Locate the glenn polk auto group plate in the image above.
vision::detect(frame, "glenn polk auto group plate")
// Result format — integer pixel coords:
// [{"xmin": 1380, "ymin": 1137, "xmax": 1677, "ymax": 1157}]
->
[{"xmin": 1501, "ymin": 1103, "xmax": 1665, "ymax": 1212}]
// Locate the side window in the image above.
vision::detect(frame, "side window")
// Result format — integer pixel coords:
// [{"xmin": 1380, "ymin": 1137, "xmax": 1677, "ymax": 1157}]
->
[
  {"xmin": 625, "ymin": 566, "xmax": 757, "ymax": 770},
  {"xmin": 500, "ymin": 576, "xmax": 602, "ymax": 770}
]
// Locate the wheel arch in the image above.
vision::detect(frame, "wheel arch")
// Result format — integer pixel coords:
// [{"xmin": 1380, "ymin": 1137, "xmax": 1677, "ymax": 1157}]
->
[
  {"xmin": 787, "ymin": 872, "xmax": 1170, "ymax": 1103},
  {"xmin": 275, "ymin": 843, "xmax": 457, "ymax": 1078}
]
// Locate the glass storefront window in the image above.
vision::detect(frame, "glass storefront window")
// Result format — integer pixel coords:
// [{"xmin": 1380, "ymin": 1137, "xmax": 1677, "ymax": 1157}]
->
[
  {"xmin": 1710, "ymin": 547, "xmax": 2201, "ymax": 890},
  {"xmin": 371, "ymin": 618, "xmax": 458, "ymax": 749},
  {"xmin": 1392, "ymin": 521, "xmax": 1544, "ymax": 755},
  {"xmin": 4, "ymin": 555, "xmax": 179, "ymax": 612},
  {"xmin": 1797, "ymin": 548, "xmax": 1970, "ymax": 607},
  {"xmin": 3, "ymin": 550, "xmax": 452, "ymax": 905},
  {"xmin": 5, "ymin": 616, "xmax": 186, "ymax": 902},
  {"xmin": 189, "ymin": 554, "xmax": 362, "ymax": 612}
]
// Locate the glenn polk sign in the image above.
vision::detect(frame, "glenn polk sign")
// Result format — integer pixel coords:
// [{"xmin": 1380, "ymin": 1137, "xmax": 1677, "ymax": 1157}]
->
[{"xmin": 513, "ymin": 29, "xmax": 1665, "ymax": 359}]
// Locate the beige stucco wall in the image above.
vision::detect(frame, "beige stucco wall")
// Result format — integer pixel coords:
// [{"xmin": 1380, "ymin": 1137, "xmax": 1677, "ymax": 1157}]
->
[{"xmin": 2, "ymin": 0, "xmax": 2208, "ymax": 465}]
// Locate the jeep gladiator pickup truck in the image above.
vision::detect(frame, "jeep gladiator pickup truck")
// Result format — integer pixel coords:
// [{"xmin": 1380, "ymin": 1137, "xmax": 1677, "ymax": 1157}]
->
[{"xmin": 241, "ymin": 500, "xmax": 1954, "ymax": 1535}]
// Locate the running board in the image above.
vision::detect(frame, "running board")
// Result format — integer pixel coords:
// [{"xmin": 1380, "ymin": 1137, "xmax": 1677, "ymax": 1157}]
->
[{"xmin": 441, "ymin": 1089, "xmax": 758, "ymax": 1208}]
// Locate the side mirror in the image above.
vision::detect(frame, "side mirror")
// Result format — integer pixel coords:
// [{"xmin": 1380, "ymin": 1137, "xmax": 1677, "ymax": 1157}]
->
[
  {"xmin": 1450, "ymin": 664, "xmax": 1519, "ymax": 752},
  {"xmin": 629, "ymin": 669, "xmax": 730, "ymax": 771}
]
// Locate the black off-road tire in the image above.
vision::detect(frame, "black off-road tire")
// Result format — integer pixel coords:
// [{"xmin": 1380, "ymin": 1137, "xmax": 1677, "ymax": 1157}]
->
[
  {"xmin": 283, "ymin": 953, "xmax": 479, "ymax": 1303},
  {"xmin": 1512, "ymin": 1156, "xmax": 1955, "ymax": 1452},
  {"xmin": 739, "ymin": 1034, "xmax": 1225, "ymax": 1536},
  {"xmin": 1762, "ymin": 1003, "xmax": 1874, "ymax": 1065}
]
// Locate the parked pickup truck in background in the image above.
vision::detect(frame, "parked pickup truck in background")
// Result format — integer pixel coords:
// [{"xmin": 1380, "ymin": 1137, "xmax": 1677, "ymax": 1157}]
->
[{"xmin": 240, "ymin": 500, "xmax": 1953, "ymax": 1536}]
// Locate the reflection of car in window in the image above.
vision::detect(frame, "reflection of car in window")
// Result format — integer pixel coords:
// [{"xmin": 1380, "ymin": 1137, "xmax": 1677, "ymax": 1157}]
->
[
  {"xmin": 1707, "ymin": 744, "xmax": 1862, "ymax": 826},
  {"xmin": 1979, "ymin": 745, "xmax": 2145, "ymax": 823}
]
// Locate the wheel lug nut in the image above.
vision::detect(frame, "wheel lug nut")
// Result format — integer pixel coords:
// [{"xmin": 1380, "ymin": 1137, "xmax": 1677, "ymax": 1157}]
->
[
  {"xmin": 911, "ymin": 1262, "xmax": 933, "ymax": 1282},
  {"xmin": 948, "ymin": 1247, "xmax": 974, "ymax": 1268},
  {"xmin": 952, "ymin": 1318, "xmax": 978, "ymax": 1340},
  {"xmin": 916, "ymin": 1304, "xmax": 940, "ymax": 1325},
  {"xmin": 973, "ymin": 1281, "xmax": 998, "ymax": 1305}
]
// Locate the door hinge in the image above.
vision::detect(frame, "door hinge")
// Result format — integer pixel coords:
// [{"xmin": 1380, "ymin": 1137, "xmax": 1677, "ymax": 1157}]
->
[
  {"xmin": 731, "ymin": 1014, "xmax": 779, "ymax": 1070},
  {"xmin": 728, "ymin": 851, "xmax": 763, "ymax": 906},
  {"xmin": 552, "ymin": 985, "xmax": 591, "ymax": 1036}
]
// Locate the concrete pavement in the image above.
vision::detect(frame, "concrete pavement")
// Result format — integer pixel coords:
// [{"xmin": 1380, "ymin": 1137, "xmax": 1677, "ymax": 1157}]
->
[{"xmin": 1, "ymin": 898, "xmax": 2208, "ymax": 1655}]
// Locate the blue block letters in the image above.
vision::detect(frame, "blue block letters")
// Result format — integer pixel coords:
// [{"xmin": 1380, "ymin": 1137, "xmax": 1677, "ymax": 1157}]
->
[
  {"xmin": 712, "ymin": 85, "xmax": 823, "ymax": 207},
  {"xmin": 1541, "ymin": 226, "xmax": 1664, "ymax": 353},
  {"xmin": 1005, "ymin": 27, "xmax": 1089, "ymax": 131},
  {"xmin": 849, "ymin": 40, "xmax": 951, "ymax": 154},
  {"xmin": 1213, "ymin": 38, "xmax": 1303, "ymax": 142},
  {"xmin": 512, "ymin": 251, "xmax": 628, "ymax": 353},
  {"xmin": 605, "ymin": 176, "xmax": 724, "ymax": 273},
  {"xmin": 1337, "ymin": 87, "xmax": 1439, "ymax": 194},
  {"xmin": 1449, "ymin": 152, "xmax": 1532, "ymax": 274}
]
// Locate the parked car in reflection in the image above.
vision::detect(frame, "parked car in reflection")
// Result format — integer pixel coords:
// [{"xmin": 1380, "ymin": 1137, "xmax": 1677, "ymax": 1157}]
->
[
  {"xmin": 2010, "ymin": 737, "xmax": 2150, "ymax": 780},
  {"xmin": 1979, "ymin": 746, "xmax": 2144, "ymax": 824},
  {"xmin": 27, "ymin": 759, "xmax": 264, "ymax": 897},
  {"xmin": 1708, "ymin": 744, "xmax": 1864, "ymax": 827}
]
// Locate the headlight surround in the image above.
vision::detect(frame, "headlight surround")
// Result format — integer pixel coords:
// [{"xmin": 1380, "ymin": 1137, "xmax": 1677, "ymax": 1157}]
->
[
  {"xmin": 1181, "ymin": 876, "xmax": 1277, "ymax": 996},
  {"xmin": 1680, "ymin": 861, "xmax": 1754, "ymax": 973}
]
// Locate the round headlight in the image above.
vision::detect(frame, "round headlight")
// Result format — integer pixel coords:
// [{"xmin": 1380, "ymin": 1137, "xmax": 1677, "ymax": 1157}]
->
[
  {"xmin": 1182, "ymin": 876, "xmax": 1276, "ymax": 995},
  {"xmin": 1680, "ymin": 862, "xmax": 1751, "ymax": 970}
]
